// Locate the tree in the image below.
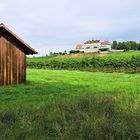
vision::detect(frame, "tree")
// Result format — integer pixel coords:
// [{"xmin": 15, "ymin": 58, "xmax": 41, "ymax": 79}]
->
[
  {"xmin": 137, "ymin": 43, "xmax": 140, "ymax": 50},
  {"xmin": 50, "ymin": 52, "xmax": 53, "ymax": 56},
  {"xmin": 111, "ymin": 41, "xmax": 140, "ymax": 51},
  {"xmin": 117, "ymin": 42, "xmax": 123, "ymax": 50},
  {"xmin": 69, "ymin": 50, "xmax": 80, "ymax": 54},
  {"xmin": 59, "ymin": 52, "xmax": 63, "ymax": 55},
  {"xmin": 112, "ymin": 41, "xmax": 118, "ymax": 49},
  {"xmin": 63, "ymin": 50, "xmax": 67, "ymax": 55}
]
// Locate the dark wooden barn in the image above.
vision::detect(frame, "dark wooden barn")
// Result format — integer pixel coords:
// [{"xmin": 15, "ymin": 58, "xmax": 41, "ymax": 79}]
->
[{"xmin": 0, "ymin": 23, "xmax": 37, "ymax": 86}]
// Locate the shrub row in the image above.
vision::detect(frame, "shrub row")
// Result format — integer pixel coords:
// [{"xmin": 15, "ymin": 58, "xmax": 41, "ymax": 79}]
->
[{"xmin": 27, "ymin": 52, "xmax": 140, "ymax": 73}]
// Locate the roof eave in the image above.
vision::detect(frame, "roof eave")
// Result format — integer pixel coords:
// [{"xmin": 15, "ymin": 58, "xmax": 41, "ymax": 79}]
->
[{"xmin": 0, "ymin": 23, "xmax": 37, "ymax": 55}]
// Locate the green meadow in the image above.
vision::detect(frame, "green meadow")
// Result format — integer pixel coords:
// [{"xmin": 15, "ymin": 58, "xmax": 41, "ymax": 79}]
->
[{"xmin": 1, "ymin": 69, "xmax": 140, "ymax": 139}]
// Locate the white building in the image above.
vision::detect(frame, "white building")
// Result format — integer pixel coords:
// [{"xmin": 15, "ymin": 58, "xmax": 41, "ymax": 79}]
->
[{"xmin": 75, "ymin": 40, "xmax": 112, "ymax": 53}]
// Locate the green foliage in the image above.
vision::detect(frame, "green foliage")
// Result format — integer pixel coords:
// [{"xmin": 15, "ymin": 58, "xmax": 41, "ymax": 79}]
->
[
  {"xmin": 112, "ymin": 41, "xmax": 117, "ymax": 49},
  {"xmin": 69, "ymin": 50, "xmax": 81, "ymax": 54},
  {"xmin": 49, "ymin": 50, "xmax": 68, "ymax": 56},
  {"xmin": 99, "ymin": 48, "xmax": 109, "ymax": 51},
  {"xmin": 27, "ymin": 51, "xmax": 140, "ymax": 73},
  {"xmin": 112, "ymin": 41, "xmax": 140, "ymax": 50},
  {"xmin": 1, "ymin": 69, "xmax": 140, "ymax": 139}
]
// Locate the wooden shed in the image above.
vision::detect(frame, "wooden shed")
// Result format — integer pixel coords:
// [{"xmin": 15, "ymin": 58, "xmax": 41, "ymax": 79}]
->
[{"xmin": 0, "ymin": 23, "xmax": 37, "ymax": 86}]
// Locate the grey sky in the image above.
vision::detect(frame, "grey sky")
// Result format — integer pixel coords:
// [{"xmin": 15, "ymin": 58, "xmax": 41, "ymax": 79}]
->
[{"xmin": 0, "ymin": 0, "xmax": 140, "ymax": 56}]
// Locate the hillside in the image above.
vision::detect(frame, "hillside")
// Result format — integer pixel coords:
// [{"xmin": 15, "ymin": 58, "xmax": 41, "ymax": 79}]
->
[
  {"xmin": 27, "ymin": 51, "xmax": 140, "ymax": 73},
  {"xmin": 1, "ymin": 69, "xmax": 140, "ymax": 139}
]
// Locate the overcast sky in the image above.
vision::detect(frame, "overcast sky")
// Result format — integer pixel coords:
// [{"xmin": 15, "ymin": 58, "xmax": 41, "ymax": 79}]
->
[{"xmin": 0, "ymin": 0, "xmax": 140, "ymax": 56}]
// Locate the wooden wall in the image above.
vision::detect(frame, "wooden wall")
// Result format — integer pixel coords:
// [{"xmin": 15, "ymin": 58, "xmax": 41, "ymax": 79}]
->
[{"xmin": 0, "ymin": 32, "xmax": 26, "ymax": 86}]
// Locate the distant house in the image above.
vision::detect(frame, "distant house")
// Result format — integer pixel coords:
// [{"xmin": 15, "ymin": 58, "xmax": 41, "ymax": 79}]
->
[
  {"xmin": 75, "ymin": 40, "xmax": 112, "ymax": 53},
  {"xmin": 0, "ymin": 23, "xmax": 37, "ymax": 86}
]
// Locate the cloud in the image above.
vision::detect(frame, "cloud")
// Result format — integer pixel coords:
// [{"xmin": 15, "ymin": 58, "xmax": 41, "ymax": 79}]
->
[{"xmin": 0, "ymin": 0, "xmax": 140, "ymax": 56}]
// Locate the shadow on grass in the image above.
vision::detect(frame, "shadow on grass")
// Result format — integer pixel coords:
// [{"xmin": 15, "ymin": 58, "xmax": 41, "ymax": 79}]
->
[{"xmin": 0, "ymin": 81, "xmax": 100, "ymax": 107}]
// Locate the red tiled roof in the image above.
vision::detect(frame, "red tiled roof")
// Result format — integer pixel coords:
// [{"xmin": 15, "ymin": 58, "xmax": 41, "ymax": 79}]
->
[
  {"xmin": 101, "ymin": 41, "xmax": 111, "ymax": 45},
  {"xmin": 75, "ymin": 44, "xmax": 83, "ymax": 49}
]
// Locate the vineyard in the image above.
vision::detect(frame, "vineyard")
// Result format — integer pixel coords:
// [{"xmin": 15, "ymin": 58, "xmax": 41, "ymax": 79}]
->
[{"xmin": 27, "ymin": 51, "xmax": 140, "ymax": 73}]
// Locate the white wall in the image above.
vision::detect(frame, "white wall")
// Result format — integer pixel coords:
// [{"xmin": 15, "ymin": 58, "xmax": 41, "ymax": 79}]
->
[{"xmin": 76, "ymin": 42, "xmax": 112, "ymax": 53}]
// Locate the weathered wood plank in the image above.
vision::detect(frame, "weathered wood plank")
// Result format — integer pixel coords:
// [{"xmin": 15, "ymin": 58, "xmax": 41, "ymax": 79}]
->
[{"xmin": 0, "ymin": 32, "xmax": 26, "ymax": 85}]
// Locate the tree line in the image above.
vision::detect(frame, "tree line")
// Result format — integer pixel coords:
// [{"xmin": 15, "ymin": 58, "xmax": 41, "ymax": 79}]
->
[
  {"xmin": 112, "ymin": 41, "xmax": 140, "ymax": 51},
  {"xmin": 49, "ymin": 50, "xmax": 84, "ymax": 56}
]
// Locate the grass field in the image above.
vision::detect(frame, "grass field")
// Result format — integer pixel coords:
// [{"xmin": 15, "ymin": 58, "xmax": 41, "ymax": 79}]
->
[{"xmin": 1, "ymin": 69, "xmax": 140, "ymax": 139}]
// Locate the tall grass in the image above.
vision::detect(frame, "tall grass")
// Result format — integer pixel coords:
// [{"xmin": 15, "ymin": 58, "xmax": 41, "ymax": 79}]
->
[
  {"xmin": 1, "ymin": 69, "xmax": 140, "ymax": 139},
  {"xmin": 1, "ymin": 96, "xmax": 140, "ymax": 140}
]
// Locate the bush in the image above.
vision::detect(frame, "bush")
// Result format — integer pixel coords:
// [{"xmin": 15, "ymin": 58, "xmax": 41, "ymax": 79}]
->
[{"xmin": 69, "ymin": 50, "xmax": 80, "ymax": 54}]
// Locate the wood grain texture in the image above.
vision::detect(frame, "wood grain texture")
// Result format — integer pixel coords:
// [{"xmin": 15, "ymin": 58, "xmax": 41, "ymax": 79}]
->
[{"xmin": 0, "ymin": 31, "xmax": 26, "ymax": 85}]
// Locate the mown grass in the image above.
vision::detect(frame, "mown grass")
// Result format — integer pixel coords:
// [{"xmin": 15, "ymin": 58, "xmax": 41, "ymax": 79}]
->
[{"xmin": 1, "ymin": 69, "xmax": 140, "ymax": 139}]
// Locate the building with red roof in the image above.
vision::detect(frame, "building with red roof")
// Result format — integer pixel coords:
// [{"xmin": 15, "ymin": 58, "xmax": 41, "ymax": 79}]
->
[{"xmin": 75, "ymin": 40, "xmax": 112, "ymax": 53}]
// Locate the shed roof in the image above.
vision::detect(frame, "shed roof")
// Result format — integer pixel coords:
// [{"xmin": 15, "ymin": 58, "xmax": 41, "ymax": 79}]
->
[{"xmin": 0, "ymin": 23, "xmax": 37, "ymax": 55}]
